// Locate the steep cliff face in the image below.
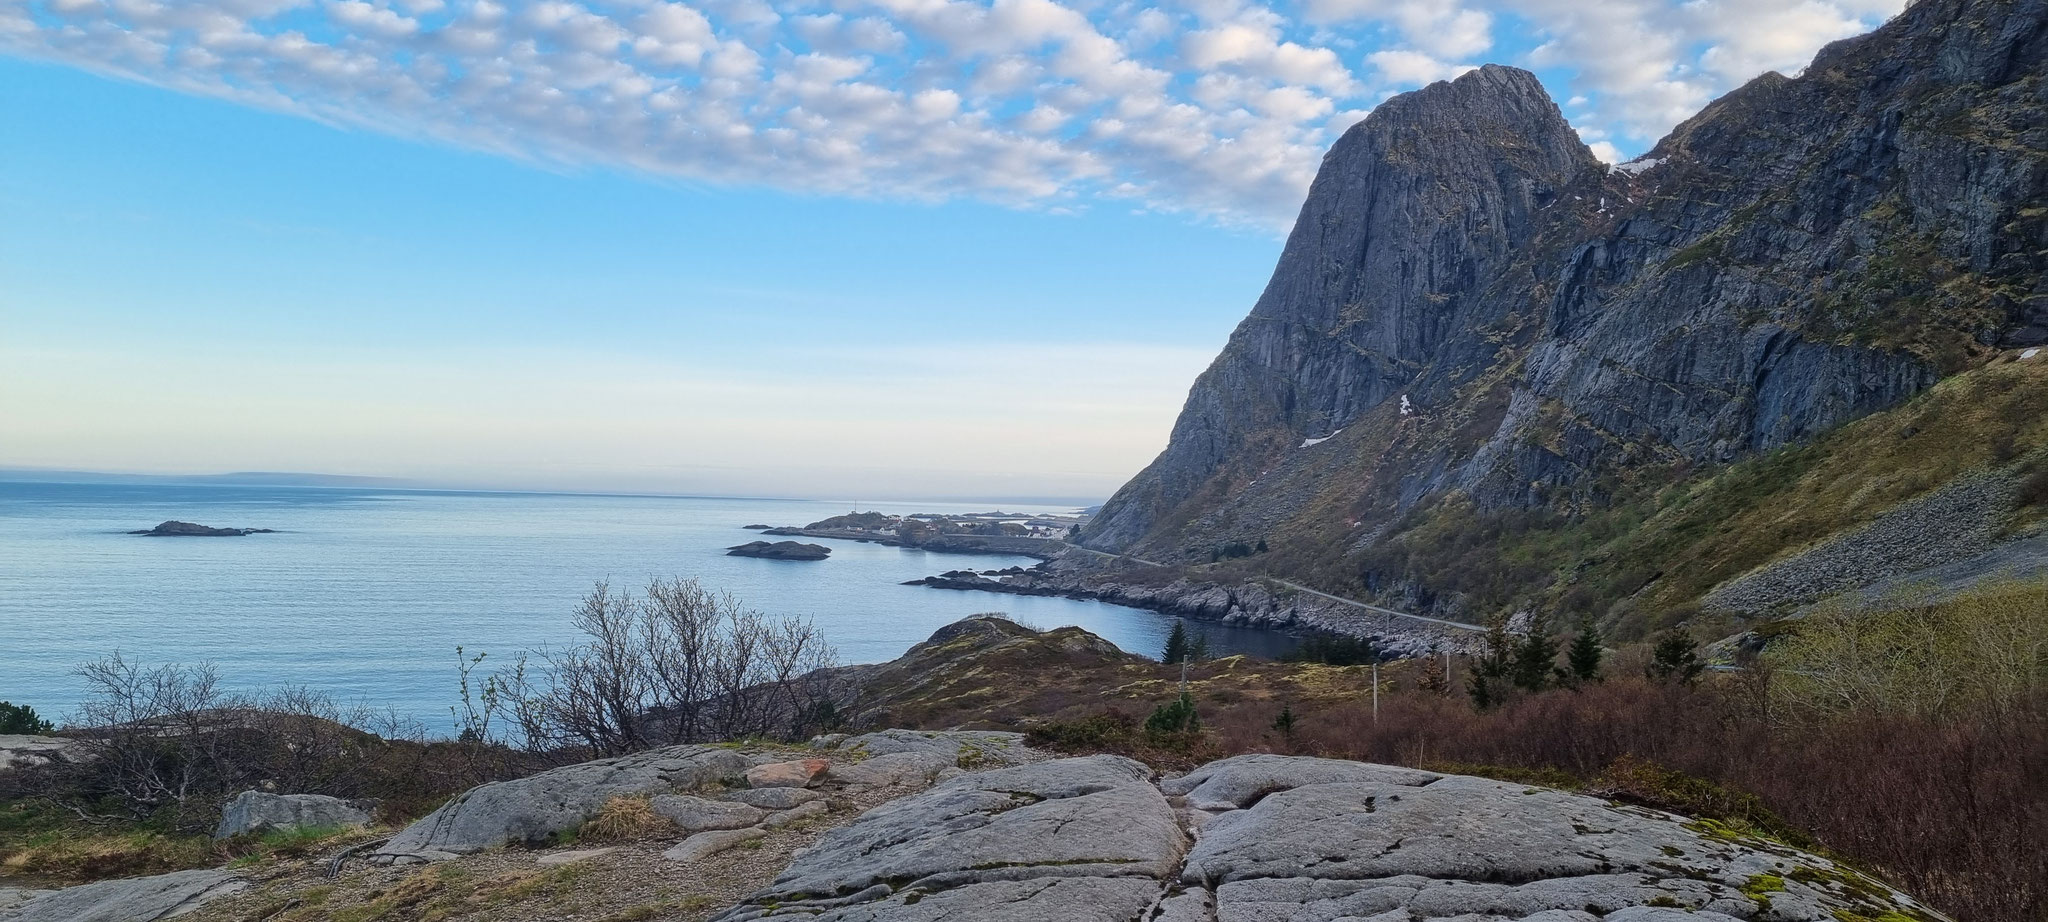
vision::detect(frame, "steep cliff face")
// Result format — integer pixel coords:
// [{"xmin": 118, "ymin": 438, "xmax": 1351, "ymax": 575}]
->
[{"xmin": 1084, "ymin": 0, "xmax": 2048, "ymax": 624}]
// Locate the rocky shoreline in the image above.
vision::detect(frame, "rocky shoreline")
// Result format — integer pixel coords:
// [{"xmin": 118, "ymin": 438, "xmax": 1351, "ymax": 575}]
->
[{"xmin": 907, "ymin": 552, "xmax": 1478, "ymax": 657}]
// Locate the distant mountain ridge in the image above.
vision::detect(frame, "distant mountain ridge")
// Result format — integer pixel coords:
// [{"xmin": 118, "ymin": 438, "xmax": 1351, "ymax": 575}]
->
[
  {"xmin": 1081, "ymin": 0, "xmax": 2048, "ymax": 634},
  {"xmin": 0, "ymin": 468, "xmax": 406, "ymax": 488}
]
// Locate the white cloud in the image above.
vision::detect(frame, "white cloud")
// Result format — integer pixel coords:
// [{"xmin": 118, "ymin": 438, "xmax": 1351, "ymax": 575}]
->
[
  {"xmin": 0, "ymin": 0, "xmax": 1901, "ymax": 229},
  {"xmin": 1366, "ymin": 48, "xmax": 1471, "ymax": 85}
]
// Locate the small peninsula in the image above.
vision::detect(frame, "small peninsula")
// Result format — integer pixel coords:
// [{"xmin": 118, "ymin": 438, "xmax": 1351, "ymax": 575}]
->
[
  {"xmin": 726, "ymin": 540, "xmax": 831, "ymax": 560},
  {"xmin": 129, "ymin": 521, "xmax": 274, "ymax": 537}
]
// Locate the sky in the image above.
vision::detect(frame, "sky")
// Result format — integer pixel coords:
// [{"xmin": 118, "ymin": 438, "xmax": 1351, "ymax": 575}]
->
[{"xmin": 0, "ymin": 0, "xmax": 1903, "ymax": 501}]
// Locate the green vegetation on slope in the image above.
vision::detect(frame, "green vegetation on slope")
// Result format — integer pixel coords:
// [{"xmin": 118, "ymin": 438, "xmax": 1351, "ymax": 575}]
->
[{"xmin": 1348, "ymin": 354, "xmax": 2048, "ymax": 637}]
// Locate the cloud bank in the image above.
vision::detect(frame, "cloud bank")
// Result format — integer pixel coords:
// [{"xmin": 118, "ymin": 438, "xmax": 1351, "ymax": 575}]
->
[{"xmin": 0, "ymin": 0, "xmax": 1901, "ymax": 228}]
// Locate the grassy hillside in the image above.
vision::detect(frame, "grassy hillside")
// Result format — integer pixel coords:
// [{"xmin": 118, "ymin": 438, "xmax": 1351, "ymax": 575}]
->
[{"xmin": 1278, "ymin": 352, "xmax": 2048, "ymax": 638}]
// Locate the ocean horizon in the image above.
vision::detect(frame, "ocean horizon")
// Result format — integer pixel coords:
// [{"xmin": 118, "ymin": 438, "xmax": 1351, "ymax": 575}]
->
[{"xmin": 0, "ymin": 480, "xmax": 1294, "ymax": 732}]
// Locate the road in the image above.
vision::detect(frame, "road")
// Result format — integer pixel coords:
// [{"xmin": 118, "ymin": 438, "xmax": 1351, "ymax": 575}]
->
[{"xmin": 1061, "ymin": 544, "xmax": 1483, "ymax": 632}]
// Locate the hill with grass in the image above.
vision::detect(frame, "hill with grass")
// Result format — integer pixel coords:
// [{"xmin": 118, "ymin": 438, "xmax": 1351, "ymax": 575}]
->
[{"xmin": 1077, "ymin": 0, "xmax": 2048, "ymax": 639}]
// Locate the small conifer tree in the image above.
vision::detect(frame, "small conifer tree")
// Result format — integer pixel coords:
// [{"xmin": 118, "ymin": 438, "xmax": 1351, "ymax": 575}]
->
[
  {"xmin": 1647, "ymin": 629, "xmax": 1706, "ymax": 685},
  {"xmin": 1566, "ymin": 618, "xmax": 1604, "ymax": 685}
]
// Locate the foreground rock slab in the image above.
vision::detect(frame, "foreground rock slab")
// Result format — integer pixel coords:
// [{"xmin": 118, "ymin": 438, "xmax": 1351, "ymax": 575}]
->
[
  {"xmin": 0, "ymin": 869, "xmax": 246, "ymax": 922},
  {"xmin": 1172, "ymin": 755, "xmax": 1948, "ymax": 922},
  {"xmin": 705, "ymin": 751, "xmax": 1948, "ymax": 922},
  {"xmin": 713, "ymin": 755, "xmax": 1186, "ymax": 921},
  {"xmin": 214, "ymin": 790, "xmax": 372, "ymax": 840}
]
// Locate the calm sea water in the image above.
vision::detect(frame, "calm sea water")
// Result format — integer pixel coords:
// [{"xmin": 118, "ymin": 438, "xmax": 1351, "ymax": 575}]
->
[{"xmin": 0, "ymin": 481, "xmax": 1293, "ymax": 731}]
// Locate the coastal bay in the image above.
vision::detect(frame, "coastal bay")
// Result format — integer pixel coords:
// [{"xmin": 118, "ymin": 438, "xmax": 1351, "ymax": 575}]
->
[{"xmin": 0, "ymin": 481, "xmax": 1296, "ymax": 728}]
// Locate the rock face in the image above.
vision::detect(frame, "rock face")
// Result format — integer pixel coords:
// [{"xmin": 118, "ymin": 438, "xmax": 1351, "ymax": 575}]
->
[
  {"xmin": 0, "ymin": 869, "xmax": 247, "ymax": 922},
  {"xmin": 1081, "ymin": 0, "xmax": 2048, "ymax": 615},
  {"xmin": 372, "ymin": 745, "xmax": 754, "ymax": 862},
  {"xmin": 727, "ymin": 540, "xmax": 832, "ymax": 560},
  {"xmin": 129, "ymin": 521, "xmax": 274, "ymax": 537},
  {"xmin": 710, "ymin": 753, "xmax": 1949, "ymax": 922},
  {"xmin": 214, "ymin": 790, "xmax": 373, "ymax": 840}
]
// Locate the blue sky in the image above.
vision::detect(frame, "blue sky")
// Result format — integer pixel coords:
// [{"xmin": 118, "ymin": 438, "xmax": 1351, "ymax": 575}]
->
[{"xmin": 0, "ymin": 0, "xmax": 1900, "ymax": 500}]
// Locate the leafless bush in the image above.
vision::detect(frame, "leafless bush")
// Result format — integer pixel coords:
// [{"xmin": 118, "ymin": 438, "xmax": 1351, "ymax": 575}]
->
[
  {"xmin": 487, "ymin": 577, "xmax": 838, "ymax": 757},
  {"xmin": 67, "ymin": 653, "xmax": 243, "ymax": 815}
]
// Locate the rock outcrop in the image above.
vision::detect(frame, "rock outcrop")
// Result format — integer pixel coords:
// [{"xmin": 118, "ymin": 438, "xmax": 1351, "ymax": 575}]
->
[
  {"xmin": 727, "ymin": 541, "xmax": 832, "ymax": 560},
  {"xmin": 369, "ymin": 731, "xmax": 1043, "ymax": 865},
  {"xmin": 0, "ymin": 869, "xmax": 247, "ymax": 922},
  {"xmin": 214, "ymin": 790, "xmax": 373, "ymax": 840},
  {"xmin": 372, "ymin": 745, "xmax": 755, "ymax": 862},
  {"xmin": 1080, "ymin": 0, "xmax": 2048, "ymax": 624},
  {"xmin": 0, "ymin": 735, "xmax": 77, "ymax": 772},
  {"xmin": 710, "ymin": 753, "xmax": 1949, "ymax": 922}
]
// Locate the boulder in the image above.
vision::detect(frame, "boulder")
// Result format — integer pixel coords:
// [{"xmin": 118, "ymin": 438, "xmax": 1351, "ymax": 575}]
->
[
  {"xmin": 712, "ymin": 755, "xmax": 1186, "ymax": 921},
  {"xmin": 371, "ymin": 744, "xmax": 750, "ymax": 862},
  {"xmin": 537, "ymin": 847, "xmax": 618, "ymax": 866},
  {"xmin": 824, "ymin": 730, "xmax": 1043, "ymax": 791},
  {"xmin": 651, "ymin": 794, "xmax": 766, "ymax": 833},
  {"xmin": 214, "ymin": 790, "xmax": 373, "ymax": 840},
  {"xmin": 745, "ymin": 759, "xmax": 829, "ymax": 788},
  {"xmin": 0, "ymin": 869, "xmax": 246, "ymax": 922},
  {"xmin": 664, "ymin": 827, "xmax": 763, "ymax": 863},
  {"xmin": 761, "ymin": 800, "xmax": 828, "ymax": 828}
]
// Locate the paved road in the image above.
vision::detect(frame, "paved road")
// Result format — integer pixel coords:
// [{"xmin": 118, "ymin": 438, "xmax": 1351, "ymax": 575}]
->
[{"xmin": 1061, "ymin": 544, "xmax": 1483, "ymax": 632}]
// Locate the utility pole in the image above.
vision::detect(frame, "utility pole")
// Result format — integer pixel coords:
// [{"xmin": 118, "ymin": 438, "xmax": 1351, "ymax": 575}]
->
[
  {"xmin": 1180, "ymin": 654, "xmax": 1190, "ymax": 692},
  {"xmin": 1371, "ymin": 658, "xmax": 1381, "ymax": 724}
]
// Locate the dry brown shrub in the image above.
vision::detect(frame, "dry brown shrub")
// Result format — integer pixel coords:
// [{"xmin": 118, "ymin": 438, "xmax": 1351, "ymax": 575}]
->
[{"xmin": 580, "ymin": 795, "xmax": 675, "ymax": 843}]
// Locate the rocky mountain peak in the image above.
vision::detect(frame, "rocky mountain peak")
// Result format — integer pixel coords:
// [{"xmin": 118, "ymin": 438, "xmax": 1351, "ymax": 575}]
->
[{"xmin": 1083, "ymin": 0, "xmax": 2048, "ymax": 626}]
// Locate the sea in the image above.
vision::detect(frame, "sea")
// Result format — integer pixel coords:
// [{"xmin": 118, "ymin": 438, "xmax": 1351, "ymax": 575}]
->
[{"xmin": 0, "ymin": 481, "xmax": 1295, "ymax": 732}]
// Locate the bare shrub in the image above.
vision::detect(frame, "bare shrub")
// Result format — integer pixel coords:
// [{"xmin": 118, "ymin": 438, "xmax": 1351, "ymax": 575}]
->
[
  {"xmin": 1768, "ymin": 578, "xmax": 2047, "ymax": 723},
  {"xmin": 493, "ymin": 577, "xmax": 838, "ymax": 757}
]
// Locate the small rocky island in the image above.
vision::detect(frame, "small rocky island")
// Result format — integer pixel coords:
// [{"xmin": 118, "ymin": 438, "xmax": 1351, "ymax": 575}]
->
[
  {"xmin": 726, "ymin": 540, "xmax": 831, "ymax": 561},
  {"xmin": 129, "ymin": 521, "xmax": 274, "ymax": 537}
]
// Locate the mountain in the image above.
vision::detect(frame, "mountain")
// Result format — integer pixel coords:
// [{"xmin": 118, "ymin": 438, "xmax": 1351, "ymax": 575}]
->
[{"xmin": 1080, "ymin": 0, "xmax": 2048, "ymax": 637}]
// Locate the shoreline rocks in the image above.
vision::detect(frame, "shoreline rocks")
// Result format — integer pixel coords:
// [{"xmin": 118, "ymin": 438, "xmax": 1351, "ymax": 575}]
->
[
  {"xmin": 727, "ymin": 541, "xmax": 832, "ymax": 561},
  {"xmin": 129, "ymin": 521, "xmax": 274, "ymax": 537}
]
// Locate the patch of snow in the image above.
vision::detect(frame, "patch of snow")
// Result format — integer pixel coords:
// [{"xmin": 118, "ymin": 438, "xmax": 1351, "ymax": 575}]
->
[
  {"xmin": 1399, "ymin": 395, "xmax": 1414, "ymax": 416},
  {"xmin": 1299, "ymin": 428, "xmax": 1343, "ymax": 449},
  {"xmin": 1614, "ymin": 157, "xmax": 1664, "ymax": 176},
  {"xmin": 2023, "ymin": 347, "xmax": 2041, "ymax": 360}
]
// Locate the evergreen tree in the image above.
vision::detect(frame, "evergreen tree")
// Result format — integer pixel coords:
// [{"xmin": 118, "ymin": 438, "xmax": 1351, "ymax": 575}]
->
[
  {"xmin": 1566, "ymin": 618, "xmax": 1604, "ymax": 685},
  {"xmin": 1145, "ymin": 691, "xmax": 1202, "ymax": 736},
  {"xmin": 1255, "ymin": 539, "xmax": 1269, "ymax": 554},
  {"xmin": 0, "ymin": 701, "xmax": 51, "ymax": 735},
  {"xmin": 1188, "ymin": 630, "xmax": 1211, "ymax": 662},
  {"xmin": 1647, "ymin": 629, "xmax": 1706, "ymax": 685},
  {"xmin": 1511, "ymin": 612, "xmax": 1561, "ymax": 692},
  {"xmin": 1468, "ymin": 620, "xmax": 1515, "ymax": 709},
  {"xmin": 1163, "ymin": 621, "xmax": 1190, "ymax": 664},
  {"xmin": 1272, "ymin": 703, "xmax": 1296, "ymax": 739}
]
